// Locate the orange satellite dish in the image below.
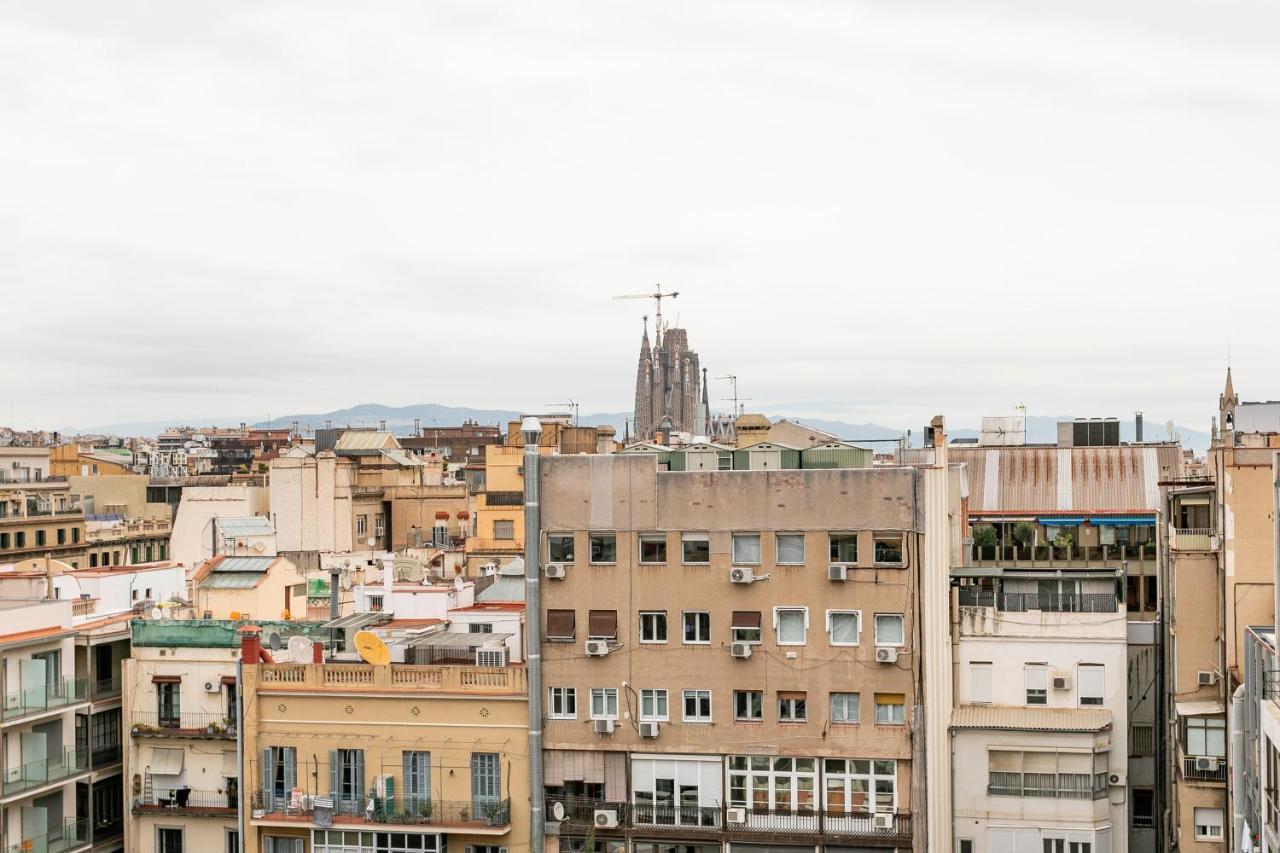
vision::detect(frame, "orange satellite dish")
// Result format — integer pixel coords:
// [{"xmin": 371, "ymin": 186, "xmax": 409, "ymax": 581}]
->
[{"xmin": 354, "ymin": 630, "xmax": 391, "ymax": 666}]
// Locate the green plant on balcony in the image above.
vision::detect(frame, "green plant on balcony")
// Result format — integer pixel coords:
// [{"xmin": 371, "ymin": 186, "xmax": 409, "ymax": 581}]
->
[
  {"xmin": 481, "ymin": 800, "xmax": 506, "ymax": 826},
  {"xmin": 132, "ymin": 724, "xmax": 158, "ymax": 734},
  {"xmin": 418, "ymin": 800, "xmax": 433, "ymax": 821},
  {"xmin": 972, "ymin": 526, "xmax": 997, "ymax": 558},
  {"xmin": 1011, "ymin": 522, "xmax": 1035, "ymax": 552}
]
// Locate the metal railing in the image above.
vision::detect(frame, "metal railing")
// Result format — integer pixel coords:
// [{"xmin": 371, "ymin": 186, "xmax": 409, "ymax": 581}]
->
[
  {"xmin": 130, "ymin": 711, "xmax": 236, "ymax": 738},
  {"xmin": 2, "ymin": 678, "xmax": 89, "ymax": 722},
  {"xmin": 91, "ymin": 743, "xmax": 121, "ymax": 768},
  {"xmin": 1181, "ymin": 752, "xmax": 1227, "ymax": 782},
  {"xmin": 973, "ymin": 543, "xmax": 1156, "ymax": 563},
  {"xmin": 2, "ymin": 747, "xmax": 90, "ymax": 797},
  {"xmin": 1170, "ymin": 527, "xmax": 1218, "ymax": 552},
  {"xmin": 250, "ymin": 792, "xmax": 510, "ymax": 827},
  {"xmin": 90, "ymin": 675, "xmax": 121, "ymax": 701},
  {"xmin": 987, "ymin": 771, "xmax": 1107, "ymax": 800},
  {"xmin": 134, "ymin": 787, "xmax": 237, "ymax": 814},
  {"xmin": 3, "ymin": 817, "xmax": 89, "ymax": 853},
  {"xmin": 254, "ymin": 663, "xmax": 526, "ymax": 695},
  {"xmin": 957, "ymin": 588, "xmax": 1118, "ymax": 613}
]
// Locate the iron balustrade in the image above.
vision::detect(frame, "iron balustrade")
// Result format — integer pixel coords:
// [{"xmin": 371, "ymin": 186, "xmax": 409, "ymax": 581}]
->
[
  {"xmin": 957, "ymin": 588, "xmax": 1117, "ymax": 613},
  {"xmin": 130, "ymin": 711, "xmax": 236, "ymax": 738},
  {"xmin": 250, "ymin": 791, "xmax": 511, "ymax": 828},
  {"xmin": 134, "ymin": 787, "xmax": 237, "ymax": 814}
]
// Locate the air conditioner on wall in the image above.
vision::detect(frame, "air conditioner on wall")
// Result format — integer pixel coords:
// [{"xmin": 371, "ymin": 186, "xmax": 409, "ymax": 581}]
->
[
  {"xmin": 1051, "ymin": 674, "xmax": 1071, "ymax": 690},
  {"xmin": 639, "ymin": 721, "xmax": 660, "ymax": 738},
  {"xmin": 828, "ymin": 564, "xmax": 848, "ymax": 581},
  {"xmin": 730, "ymin": 642, "xmax": 753, "ymax": 659},
  {"xmin": 726, "ymin": 807, "xmax": 747, "ymax": 825},
  {"xmin": 544, "ymin": 563, "xmax": 567, "ymax": 579},
  {"xmin": 585, "ymin": 640, "xmax": 611, "ymax": 657},
  {"xmin": 1194, "ymin": 756, "xmax": 1220, "ymax": 773},
  {"xmin": 593, "ymin": 718, "xmax": 615, "ymax": 735},
  {"xmin": 875, "ymin": 647, "xmax": 899, "ymax": 664},
  {"xmin": 873, "ymin": 813, "xmax": 894, "ymax": 830},
  {"xmin": 594, "ymin": 809, "xmax": 619, "ymax": 828},
  {"xmin": 1197, "ymin": 670, "xmax": 1217, "ymax": 686},
  {"xmin": 729, "ymin": 568, "xmax": 755, "ymax": 584}
]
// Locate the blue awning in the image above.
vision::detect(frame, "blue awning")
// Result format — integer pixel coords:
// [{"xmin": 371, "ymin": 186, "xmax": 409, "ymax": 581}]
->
[
  {"xmin": 1038, "ymin": 517, "xmax": 1084, "ymax": 526},
  {"xmin": 1088, "ymin": 516, "xmax": 1156, "ymax": 526}
]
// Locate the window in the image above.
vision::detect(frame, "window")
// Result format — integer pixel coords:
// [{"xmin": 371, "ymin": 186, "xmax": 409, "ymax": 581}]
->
[
  {"xmin": 774, "ymin": 607, "xmax": 808, "ymax": 645},
  {"xmin": 1185, "ymin": 716, "xmax": 1227, "ymax": 757},
  {"xmin": 731, "ymin": 611, "xmax": 762, "ymax": 644},
  {"xmin": 682, "ymin": 532, "xmax": 710, "ymax": 564},
  {"xmin": 589, "ymin": 533, "xmax": 617, "ymax": 563},
  {"xmin": 264, "ymin": 746, "xmax": 297, "ymax": 801},
  {"xmin": 57, "ymin": 528, "xmax": 66, "ymax": 545},
  {"xmin": 334, "ymin": 748, "xmax": 364, "ymax": 801},
  {"xmin": 682, "ymin": 611, "xmax": 710, "ymax": 644},
  {"xmin": 775, "ymin": 533, "xmax": 805, "ymax": 564},
  {"xmin": 1078, "ymin": 664, "xmax": 1104, "ymax": 706},
  {"xmin": 367, "ymin": 593, "xmax": 384, "ymax": 612},
  {"xmin": 639, "ymin": 533, "xmax": 667, "ymax": 564},
  {"xmin": 157, "ymin": 828, "xmax": 184, "ymax": 853},
  {"xmin": 970, "ymin": 662, "xmax": 993, "ymax": 704},
  {"xmin": 402, "ymin": 751, "xmax": 431, "ymax": 809},
  {"xmin": 225, "ymin": 830, "xmax": 239, "ymax": 853},
  {"xmin": 875, "ymin": 693, "xmax": 905, "ymax": 724},
  {"xmin": 72, "ymin": 528, "xmax": 79, "ymax": 544},
  {"xmin": 1132, "ymin": 787, "xmax": 1154, "ymax": 828},
  {"xmin": 778, "ymin": 691, "xmax": 807, "ymax": 722},
  {"xmin": 640, "ymin": 689, "xmax": 669, "ymax": 721},
  {"xmin": 471, "ymin": 752, "xmax": 501, "ymax": 812},
  {"xmin": 683, "ymin": 689, "xmax": 712, "ymax": 722},
  {"xmin": 374, "ymin": 514, "xmax": 385, "ymax": 537},
  {"xmin": 548, "ymin": 534, "xmax": 575, "ymax": 562},
  {"xmin": 824, "ymin": 758, "xmax": 896, "ymax": 813},
  {"xmin": 546, "ymin": 609, "xmax": 576, "ymax": 641},
  {"xmin": 36, "ymin": 529, "xmax": 46, "ymax": 546},
  {"xmin": 468, "ymin": 622, "xmax": 493, "ymax": 633},
  {"xmin": 734, "ymin": 690, "xmax": 763, "ymax": 721},
  {"xmin": 638, "ymin": 611, "xmax": 667, "ymax": 643},
  {"xmin": 1025, "ymin": 664, "xmax": 1048, "ymax": 705},
  {"xmin": 827, "ymin": 610, "xmax": 860, "ymax": 645},
  {"xmin": 959, "ymin": 842, "xmax": 973, "ymax": 853},
  {"xmin": 548, "ymin": 687, "xmax": 577, "ymax": 719},
  {"xmin": 873, "ymin": 532, "xmax": 904, "ymax": 565},
  {"xmin": 156, "ymin": 682, "xmax": 180, "ymax": 727},
  {"xmin": 830, "ymin": 692, "xmax": 859, "ymax": 723},
  {"xmin": 356, "ymin": 515, "xmax": 368, "ymax": 537},
  {"xmin": 15, "ymin": 531, "xmax": 25, "ymax": 548},
  {"xmin": 732, "ymin": 532, "xmax": 761, "ymax": 564},
  {"xmin": 591, "ymin": 687, "xmax": 619, "ymax": 719},
  {"xmin": 874, "ymin": 614, "xmax": 904, "ymax": 646},
  {"xmin": 829, "ymin": 532, "xmax": 858, "ymax": 563},
  {"xmin": 0, "ymin": 532, "xmax": 8, "ymax": 549},
  {"xmin": 1142, "ymin": 575, "xmax": 1156, "ymax": 612},
  {"xmin": 1194, "ymin": 807, "xmax": 1224, "ymax": 840},
  {"xmin": 727, "ymin": 755, "xmax": 818, "ymax": 811},
  {"xmin": 987, "ymin": 749, "xmax": 1105, "ymax": 799},
  {"xmin": 493, "ymin": 519, "xmax": 514, "ymax": 540},
  {"xmin": 588, "ymin": 610, "xmax": 618, "ymax": 640}
]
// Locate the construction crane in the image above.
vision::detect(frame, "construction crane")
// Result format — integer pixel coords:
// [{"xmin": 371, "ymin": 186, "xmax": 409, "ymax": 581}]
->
[{"xmin": 613, "ymin": 285, "xmax": 679, "ymax": 340}]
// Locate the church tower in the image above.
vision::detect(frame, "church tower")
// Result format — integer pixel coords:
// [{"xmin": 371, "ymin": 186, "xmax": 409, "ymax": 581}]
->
[
  {"xmin": 630, "ymin": 318, "xmax": 702, "ymax": 442},
  {"xmin": 1219, "ymin": 366, "xmax": 1238, "ymax": 437}
]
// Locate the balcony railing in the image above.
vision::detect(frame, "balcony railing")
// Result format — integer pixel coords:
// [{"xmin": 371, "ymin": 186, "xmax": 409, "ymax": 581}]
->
[
  {"xmin": 1181, "ymin": 751, "xmax": 1227, "ymax": 783},
  {"xmin": 2, "ymin": 747, "xmax": 90, "ymax": 798},
  {"xmin": 254, "ymin": 663, "xmax": 527, "ymax": 695},
  {"xmin": 90, "ymin": 675, "xmax": 121, "ymax": 701},
  {"xmin": 130, "ymin": 711, "xmax": 236, "ymax": 739},
  {"xmin": 134, "ymin": 787, "xmax": 237, "ymax": 815},
  {"xmin": 250, "ymin": 792, "xmax": 511, "ymax": 829},
  {"xmin": 3, "ymin": 817, "xmax": 89, "ymax": 853},
  {"xmin": 972, "ymin": 543, "xmax": 1156, "ymax": 564},
  {"xmin": 987, "ymin": 771, "xmax": 1107, "ymax": 800},
  {"xmin": 2, "ymin": 678, "xmax": 89, "ymax": 723},
  {"xmin": 71, "ymin": 598, "xmax": 96, "ymax": 617},
  {"xmin": 1170, "ymin": 527, "xmax": 1219, "ymax": 552},
  {"xmin": 957, "ymin": 589, "xmax": 1118, "ymax": 613},
  {"xmin": 466, "ymin": 538, "xmax": 522, "ymax": 554},
  {"xmin": 91, "ymin": 743, "xmax": 122, "ymax": 768}
]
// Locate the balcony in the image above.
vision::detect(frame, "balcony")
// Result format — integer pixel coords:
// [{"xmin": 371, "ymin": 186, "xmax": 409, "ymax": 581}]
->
[
  {"xmin": 130, "ymin": 711, "xmax": 236, "ymax": 739},
  {"xmin": 1170, "ymin": 527, "xmax": 1219, "ymax": 552},
  {"xmin": 957, "ymin": 588, "xmax": 1118, "ymax": 613},
  {"xmin": 1180, "ymin": 750, "xmax": 1227, "ymax": 783},
  {"xmin": 987, "ymin": 771, "xmax": 1107, "ymax": 800},
  {"xmin": 3, "ymin": 817, "xmax": 89, "ymax": 853},
  {"xmin": 2, "ymin": 678, "xmax": 89, "ymax": 724},
  {"xmin": 134, "ymin": 787, "xmax": 237, "ymax": 817},
  {"xmin": 91, "ymin": 742, "xmax": 121, "ymax": 769},
  {"xmin": 971, "ymin": 543, "xmax": 1155, "ymax": 568},
  {"xmin": 250, "ymin": 792, "xmax": 511, "ymax": 833},
  {"xmin": 2, "ymin": 747, "xmax": 90, "ymax": 799},
  {"xmin": 466, "ymin": 538, "xmax": 522, "ymax": 555},
  {"xmin": 71, "ymin": 598, "xmax": 96, "ymax": 618},
  {"xmin": 90, "ymin": 675, "xmax": 121, "ymax": 702},
  {"xmin": 255, "ymin": 663, "xmax": 527, "ymax": 696}
]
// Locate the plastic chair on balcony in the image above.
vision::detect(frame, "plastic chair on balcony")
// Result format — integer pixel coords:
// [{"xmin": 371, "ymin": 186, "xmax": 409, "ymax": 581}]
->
[{"xmin": 286, "ymin": 788, "xmax": 305, "ymax": 816}]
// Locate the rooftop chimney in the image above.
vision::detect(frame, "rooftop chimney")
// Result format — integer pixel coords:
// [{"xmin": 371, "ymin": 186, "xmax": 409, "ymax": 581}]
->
[
  {"xmin": 379, "ymin": 419, "xmax": 387, "ymax": 432},
  {"xmin": 413, "ymin": 418, "xmax": 421, "ymax": 437},
  {"xmin": 1135, "ymin": 412, "xmax": 1144, "ymax": 443},
  {"xmin": 240, "ymin": 625, "xmax": 261, "ymax": 663}
]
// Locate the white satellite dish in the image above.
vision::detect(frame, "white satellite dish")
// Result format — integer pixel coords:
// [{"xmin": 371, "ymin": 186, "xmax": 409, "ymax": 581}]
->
[
  {"xmin": 149, "ymin": 607, "xmax": 162, "ymax": 620},
  {"xmin": 287, "ymin": 635, "xmax": 312, "ymax": 662},
  {"xmin": 266, "ymin": 632, "xmax": 283, "ymax": 651},
  {"xmin": 366, "ymin": 537, "xmax": 376, "ymax": 549},
  {"xmin": 340, "ymin": 573, "xmax": 352, "ymax": 591},
  {"xmin": 453, "ymin": 576, "xmax": 464, "ymax": 591},
  {"xmin": 551, "ymin": 801, "xmax": 566, "ymax": 821}
]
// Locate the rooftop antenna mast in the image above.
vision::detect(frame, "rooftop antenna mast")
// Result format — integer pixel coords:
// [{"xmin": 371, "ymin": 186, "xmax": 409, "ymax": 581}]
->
[
  {"xmin": 544, "ymin": 400, "xmax": 579, "ymax": 427},
  {"xmin": 716, "ymin": 375, "xmax": 750, "ymax": 416},
  {"xmin": 613, "ymin": 285, "xmax": 680, "ymax": 344}
]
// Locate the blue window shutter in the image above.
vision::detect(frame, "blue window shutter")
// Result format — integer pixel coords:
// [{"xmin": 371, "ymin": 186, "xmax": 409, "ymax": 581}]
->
[
  {"xmin": 260, "ymin": 748, "xmax": 272, "ymax": 806},
  {"xmin": 284, "ymin": 747, "xmax": 296, "ymax": 793},
  {"xmin": 328, "ymin": 750, "xmax": 339, "ymax": 800}
]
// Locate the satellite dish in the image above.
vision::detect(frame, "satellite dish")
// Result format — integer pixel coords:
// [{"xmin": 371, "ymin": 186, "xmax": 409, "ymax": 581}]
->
[
  {"xmin": 453, "ymin": 576, "xmax": 464, "ymax": 591},
  {"xmin": 287, "ymin": 635, "xmax": 312, "ymax": 662},
  {"xmin": 366, "ymin": 537, "xmax": 376, "ymax": 549},
  {"xmin": 149, "ymin": 607, "xmax": 162, "ymax": 620},
  {"xmin": 354, "ymin": 630, "xmax": 390, "ymax": 666},
  {"xmin": 340, "ymin": 574, "xmax": 352, "ymax": 591},
  {"xmin": 266, "ymin": 632, "xmax": 283, "ymax": 651},
  {"xmin": 551, "ymin": 801, "xmax": 566, "ymax": 821},
  {"xmin": 252, "ymin": 542, "xmax": 265, "ymax": 553}
]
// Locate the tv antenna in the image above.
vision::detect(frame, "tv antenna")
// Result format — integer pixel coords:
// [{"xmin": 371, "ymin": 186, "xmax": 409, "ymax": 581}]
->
[
  {"xmin": 544, "ymin": 400, "xmax": 579, "ymax": 427},
  {"xmin": 716, "ymin": 375, "xmax": 750, "ymax": 415},
  {"xmin": 613, "ymin": 285, "xmax": 679, "ymax": 342}
]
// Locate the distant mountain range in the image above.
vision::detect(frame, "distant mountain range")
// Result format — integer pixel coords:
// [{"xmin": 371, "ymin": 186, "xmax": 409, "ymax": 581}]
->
[{"xmin": 74, "ymin": 403, "xmax": 1211, "ymax": 453}]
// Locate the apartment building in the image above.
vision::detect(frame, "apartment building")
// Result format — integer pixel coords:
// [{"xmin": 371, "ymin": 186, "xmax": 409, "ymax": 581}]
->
[
  {"xmin": 951, "ymin": 567, "xmax": 1130, "ymax": 852},
  {"xmin": 0, "ymin": 465, "xmax": 88, "ymax": 568},
  {"xmin": 536, "ymin": 446, "xmax": 960, "ymax": 852}
]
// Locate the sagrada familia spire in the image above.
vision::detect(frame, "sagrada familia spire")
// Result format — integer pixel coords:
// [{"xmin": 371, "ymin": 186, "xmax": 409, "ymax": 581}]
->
[{"xmin": 631, "ymin": 316, "xmax": 705, "ymax": 442}]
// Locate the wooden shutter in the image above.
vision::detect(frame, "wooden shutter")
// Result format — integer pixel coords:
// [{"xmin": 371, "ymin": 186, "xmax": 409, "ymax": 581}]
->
[{"xmin": 588, "ymin": 610, "xmax": 617, "ymax": 638}]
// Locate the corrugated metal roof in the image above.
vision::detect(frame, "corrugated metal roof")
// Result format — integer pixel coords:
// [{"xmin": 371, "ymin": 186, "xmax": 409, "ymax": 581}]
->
[
  {"xmin": 405, "ymin": 631, "xmax": 513, "ymax": 648},
  {"xmin": 200, "ymin": 572, "xmax": 265, "ymax": 589},
  {"xmin": 334, "ymin": 431, "xmax": 399, "ymax": 451},
  {"xmin": 951, "ymin": 705, "xmax": 1112, "ymax": 732},
  {"xmin": 379, "ymin": 448, "xmax": 424, "ymax": 467},
  {"xmin": 1175, "ymin": 700, "xmax": 1226, "ymax": 717},
  {"xmin": 213, "ymin": 556, "xmax": 275, "ymax": 573},
  {"xmin": 214, "ymin": 517, "xmax": 275, "ymax": 536},
  {"xmin": 322, "ymin": 612, "xmax": 392, "ymax": 630}
]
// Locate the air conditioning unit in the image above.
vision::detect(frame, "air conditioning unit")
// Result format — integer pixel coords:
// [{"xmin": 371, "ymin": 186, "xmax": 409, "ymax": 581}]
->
[
  {"xmin": 726, "ymin": 807, "xmax": 747, "ymax": 825},
  {"xmin": 1051, "ymin": 674, "xmax": 1071, "ymax": 690},
  {"xmin": 593, "ymin": 718, "xmax": 615, "ymax": 735},
  {"xmin": 594, "ymin": 809, "xmax": 619, "ymax": 828},
  {"xmin": 828, "ymin": 564, "xmax": 848, "ymax": 581},
  {"xmin": 203, "ymin": 680, "xmax": 220, "ymax": 693},
  {"xmin": 729, "ymin": 568, "xmax": 755, "ymax": 584},
  {"xmin": 875, "ymin": 647, "xmax": 899, "ymax": 664},
  {"xmin": 1197, "ymin": 670, "xmax": 1217, "ymax": 686},
  {"xmin": 639, "ymin": 721, "xmax": 660, "ymax": 738},
  {"xmin": 1107, "ymin": 770, "xmax": 1126, "ymax": 787},
  {"xmin": 730, "ymin": 642, "xmax": 753, "ymax": 660},
  {"xmin": 873, "ymin": 813, "xmax": 894, "ymax": 830},
  {"xmin": 1194, "ymin": 756, "xmax": 1220, "ymax": 773},
  {"xmin": 545, "ymin": 563, "xmax": 567, "ymax": 579},
  {"xmin": 585, "ymin": 640, "xmax": 611, "ymax": 657}
]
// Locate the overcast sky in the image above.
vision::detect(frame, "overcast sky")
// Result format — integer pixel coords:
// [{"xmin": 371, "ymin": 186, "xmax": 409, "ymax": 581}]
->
[{"xmin": 4, "ymin": 1, "xmax": 1279, "ymax": 433}]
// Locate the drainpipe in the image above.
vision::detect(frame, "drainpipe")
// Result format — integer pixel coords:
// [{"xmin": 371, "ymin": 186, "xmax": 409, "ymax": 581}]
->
[
  {"xmin": 1231, "ymin": 683, "xmax": 1246, "ymax": 850},
  {"xmin": 521, "ymin": 416, "xmax": 544, "ymax": 853}
]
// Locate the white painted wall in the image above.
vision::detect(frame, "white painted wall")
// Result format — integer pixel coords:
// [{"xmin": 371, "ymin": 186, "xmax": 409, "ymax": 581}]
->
[{"xmin": 170, "ymin": 486, "xmax": 269, "ymax": 568}]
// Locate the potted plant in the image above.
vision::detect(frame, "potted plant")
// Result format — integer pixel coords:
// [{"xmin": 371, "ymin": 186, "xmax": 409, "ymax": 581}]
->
[
  {"xmin": 1052, "ymin": 530, "xmax": 1073, "ymax": 560},
  {"xmin": 972, "ymin": 526, "xmax": 997, "ymax": 560},
  {"xmin": 417, "ymin": 800, "xmax": 433, "ymax": 822},
  {"xmin": 1011, "ymin": 522, "xmax": 1035, "ymax": 560}
]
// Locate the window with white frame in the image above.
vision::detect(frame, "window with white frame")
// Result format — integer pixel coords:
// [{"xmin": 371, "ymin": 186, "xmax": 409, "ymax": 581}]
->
[
  {"xmin": 775, "ymin": 533, "xmax": 805, "ymax": 564},
  {"xmin": 639, "ymin": 533, "xmax": 667, "ymax": 564},
  {"xmin": 310, "ymin": 831, "xmax": 441, "ymax": 853},
  {"xmin": 824, "ymin": 758, "xmax": 896, "ymax": 812},
  {"xmin": 374, "ymin": 514, "xmax": 385, "ymax": 537},
  {"xmin": 356, "ymin": 515, "xmax": 368, "ymax": 537},
  {"xmin": 590, "ymin": 687, "xmax": 619, "ymax": 719},
  {"xmin": 970, "ymin": 662, "xmax": 992, "ymax": 704},
  {"xmin": 264, "ymin": 837, "xmax": 305, "ymax": 853},
  {"xmin": 731, "ymin": 611, "xmax": 762, "ymax": 644},
  {"xmin": 778, "ymin": 691, "xmax": 807, "ymax": 722},
  {"xmin": 548, "ymin": 687, "xmax": 577, "ymax": 719},
  {"xmin": 727, "ymin": 756, "xmax": 817, "ymax": 811},
  {"xmin": 830, "ymin": 692, "xmax": 859, "ymax": 724},
  {"xmin": 734, "ymin": 690, "xmax": 762, "ymax": 721},
  {"xmin": 157, "ymin": 828, "xmax": 184, "ymax": 853},
  {"xmin": 682, "ymin": 532, "xmax": 710, "ymax": 564},
  {"xmin": 639, "ymin": 611, "xmax": 668, "ymax": 643},
  {"xmin": 683, "ymin": 689, "xmax": 712, "ymax": 723},
  {"xmin": 774, "ymin": 607, "xmax": 808, "ymax": 645},
  {"xmin": 874, "ymin": 614, "xmax": 904, "ymax": 646},
  {"xmin": 827, "ymin": 610, "xmax": 860, "ymax": 646},
  {"xmin": 640, "ymin": 689, "xmax": 669, "ymax": 721},
  {"xmin": 682, "ymin": 611, "xmax": 710, "ymax": 644},
  {"xmin": 1185, "ymin": 716, "xmax": 1226, "ymax": 757},
  {"xmin": 732, "ymin": 532, "xmax": 761, "ymax": 564},
  {"xmin": 1078, "ymin": 664, "xmax": 1104, "ymax": 706},
  {"xmin": 874, "ymin": 693, "xmax": 905, "ymax": 725},
  {"xmin": 1194, "ymin": 807, "xmax": 1224, "ymax": 840},
  {"xmin": 589, "ymin": 533, "xmax": 617, "ymax": 563},
  {"xmin": 1024, "ymin": 664, "xmax": 1049, "ymax": 705}
]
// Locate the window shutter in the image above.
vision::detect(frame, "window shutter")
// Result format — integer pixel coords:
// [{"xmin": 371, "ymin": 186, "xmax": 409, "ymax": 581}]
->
[
  {"xmin": 588, "ymin": 610, "xmax": 617, "ymax": 638},
  {"xmin": 328, "ymin": 749, "xmax": 339, "ymax": 799},
  {"xmin": 261, "ymin": 748, "xmax": 272, "ymax": 806},
  {"xmin": 731, "ymin": 611, "xmax": 761, "ymax": 629},
  {"xmin": 283, "ymin": 747, "xmax": 296, "ymax": 793},
  {"xmin": 547, "ymin": 610, "xmax": 575, "ymax": 638},
  {"xmin": 354, "ymin": 750, "xmax": 365, "ymax": 800}
]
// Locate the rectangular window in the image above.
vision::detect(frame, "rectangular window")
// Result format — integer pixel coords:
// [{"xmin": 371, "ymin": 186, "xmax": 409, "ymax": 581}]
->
[
  {"xmin": 402, "ymin": 751, "xmax": 431, "ymax": 810},
  {"xmin": 546, "ymin": 609, "xmax": 576, "ymax": 641},
  {"xmin": 547, "ymin": 534, "xmax": 575, "ymax": 563},
  {"xmin": 468, "ymin": 622, "xmax": 493, "ymax": 633},
  {"xmin": 157, "ymin": 828, "xmax": 184, "ymax": 853},
  {"xmin": 639, "ymin": 611, "xmax": 668, "ymax": 643},
  {"xmin": 734, "ymin": 690, "xmax": 763, "ymax": 721},
  {"xmin": 493, "ymin": 519, "xmax": 514, "ymax": 540},
  {"xmin": 1186, "ymin": 717, "xmax": 1227, "ymax": 757},
  {"xmin": 1132, "ymin": 787, "xmax": 1154, "ymax": 828},
  {"xmin": 873, "ymin": 532, "xmax": 904, "ymax": 565},
  {"xmin": 356, "ymin": 515, "xmax": 368, "ymax": 537},
  {"xmin": 823, "ymin": 757, "xmax": 896, "ymax": 813},
  {"xmin": 0, "ymin": 532, "xmax": 8, "ymax": 549},
  {"xmin": 1194, "ymin": 807, "xmax": 1224, "ymax": 840},
  {"xmin": 1142, "ymin": 575, "xmax": 1157, "ymax": 612},
  {"xmin": 732, "ymin": 532, "xmax": 761, "ymax": 564},
  {"xmin": 681, "ymin": 532, "xmax": 710, "ymax": 564},
  {"xmin": 589, "ymin": 533, "xmax": 617, "ymax": 563},
  {"xmin": 590, "ymin": 687, "xmax": 619, "ymax": 719},
  {"xmin": 682, "ymin": 611, "xmax": 710, "ymax": 644},
  {"xmin": 874, "ymin": 614, "xmax": 904, "ymax": 646},
  {"xmin": 1078, "ymin": 664, "xmax": 1104, "ymax": 706},
  {"xmin": 683, "ymin": 689, "xmax": 712, "ymax": 723},
  {"xmin": 587, "ymin": 610, "xmax": 618, "ymax": 640},
  {"xmin": 775, "ymin": 533, "xmax": 805, "ymax": 564},
  {"xmin": 731, "ymin": 611, "xmax": 762, "ymax": 644},
  {"xmin": 157, "ymin": 682, "xmax": 180, "ymax": 727},
  {"xmin": 1025, "ymin": 665, "xmax": 1048, "ymax": 706},
  {"xmin": 827, "ymin": 610, "xmax": 860, "ymax": 646},
  {"xmin": 336, "ymin": 748, "xmax": 364, "ymax": 800},
  {"xmin": 640, "ymin": 689, "xmax": 669, "ymax": 721},
  {"xmin": 639, "ymin": 533, "xmax": 667, "ymax": 564},
  {"xmin": 875, "ymin": 693, "xmax": 906, "ymax": 725},
  {"xmin": 970, "ymin": 662, "xmax": 993, "ymax": 704},
  {"xmin": 778, "ymin": 691, "xmax": 807, "ymax": 722},
  {"xmin": 57, "ymin": 528, "xmax": 66, "ymax": 545},
  {"xmin": 36, "ymin": 529, "xmax": 46, "ymax": 546},
  {"xmin": 471, "ymin": 752, "xmax": 501, "ymax": 812},
  {"xmin": 728, "ymin": 755, "xmax": 820, "ymax": 811},
  {"xmin": 830, "ymin": 692, "xmax": 859, "ymax": 723},
  {"xmin": 374, "ymin": 514, "xmax": 385, "ymax": 537},
  {"xmin": 829, "ymin": 532, "xmax": 858, "ymax": 563},
  {"xmin": 548, "ymin": 687, "xmax": 577, "ymax": 719},
  {"xmin": 225, "ymin": 830, "xmax": 239, "ymax": 853},
  {"xmin": 774, "ymin": 607, "xmax": 808, "ymax": 645}
]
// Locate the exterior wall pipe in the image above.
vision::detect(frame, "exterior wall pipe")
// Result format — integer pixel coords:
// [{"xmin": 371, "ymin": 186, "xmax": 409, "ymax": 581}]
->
[
  {"xmin": 1232, "ymin": 682, "xmax": 1247, "ymax": 851},
  {"xmin": 521, "ymin": 417, "xmax": 545, "ymax": 853}
]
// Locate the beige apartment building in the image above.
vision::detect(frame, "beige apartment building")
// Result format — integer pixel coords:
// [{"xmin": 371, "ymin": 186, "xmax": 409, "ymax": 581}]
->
[
  {"xmin": 537, "ymin": 450, "xmax": 961, "ymax": 852},
  {"xmin": 0, "ymin": 465, "xmax": 88, "ymax": 568}
]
